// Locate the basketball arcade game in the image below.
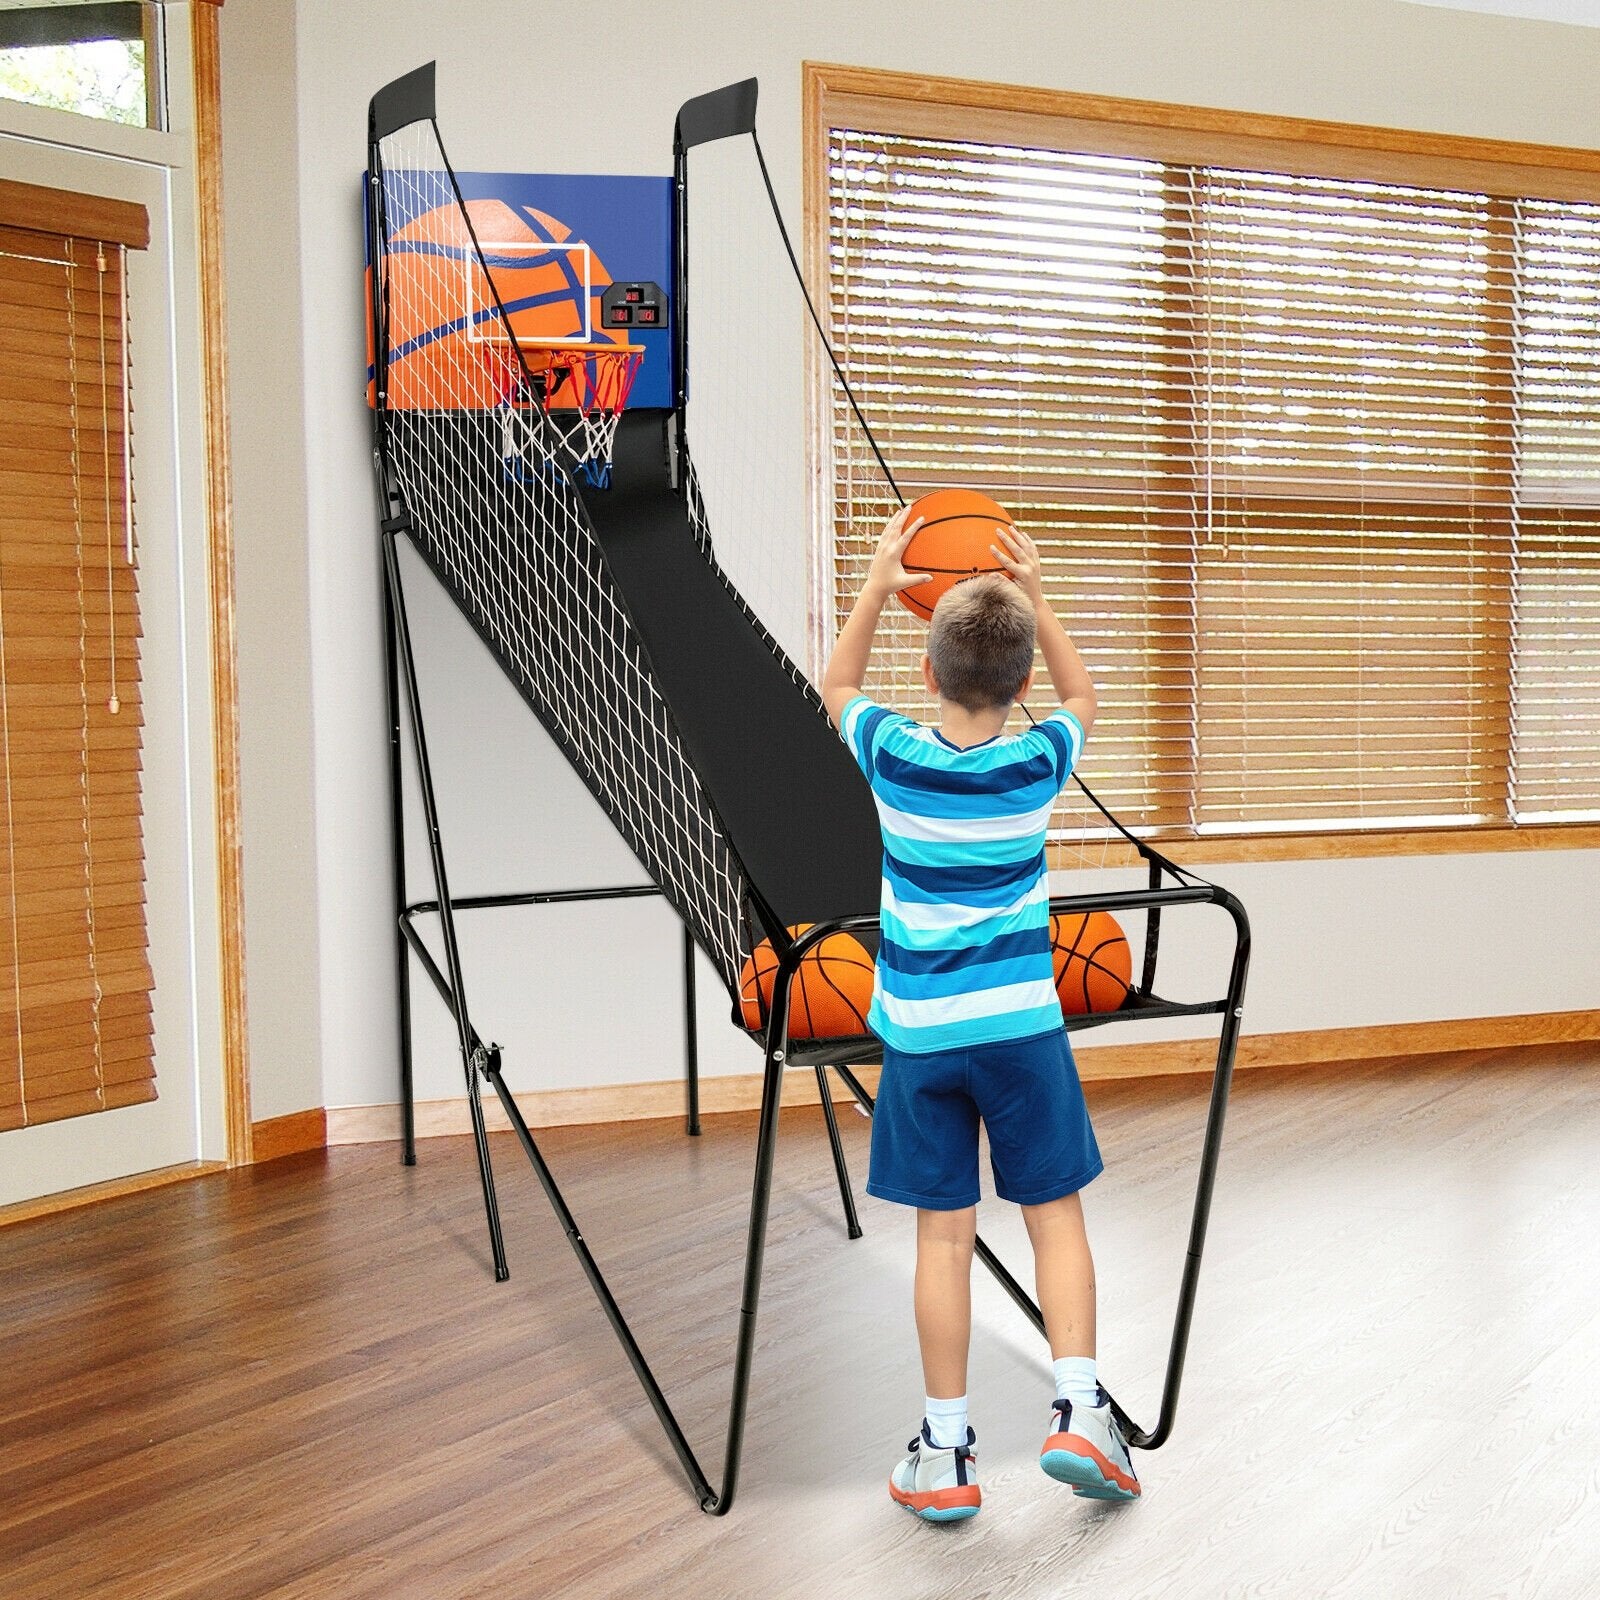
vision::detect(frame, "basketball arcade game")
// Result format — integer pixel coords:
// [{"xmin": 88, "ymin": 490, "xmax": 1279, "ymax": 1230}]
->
[{"xmin": 366, "ymin": 63, "xmax": 1251, "ymax": 1514}]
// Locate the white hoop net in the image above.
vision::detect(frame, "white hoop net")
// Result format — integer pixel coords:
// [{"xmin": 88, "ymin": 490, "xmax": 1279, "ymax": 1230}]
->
[{"xmin": 478, "ymin": 340, "xmax": 643, "ymax": 489}]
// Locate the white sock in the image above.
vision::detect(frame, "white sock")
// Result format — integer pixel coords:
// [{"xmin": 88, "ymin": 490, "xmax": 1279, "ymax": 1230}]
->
[
  {"xmin": 1053, "ymin": 1355, "xmax": 1100, "ymax": 1409},
  {"xmin": 924, "ymin": 1394, "xmax": 969, "ymax": 1449}
]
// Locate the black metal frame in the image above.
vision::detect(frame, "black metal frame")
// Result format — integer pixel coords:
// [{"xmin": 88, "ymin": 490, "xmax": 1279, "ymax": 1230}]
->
[
  {"xmin": 367, "ymin": 63, "xmax": 1254, "ymax": 1515},
  {"xmin": 380, "ymin": 690, "xmax": 1250, "ymax": 1502}
]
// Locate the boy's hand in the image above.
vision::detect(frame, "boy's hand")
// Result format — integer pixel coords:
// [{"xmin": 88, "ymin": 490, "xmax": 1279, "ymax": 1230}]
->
[
  {"xmin": 823, "ymin": 506, "xmax": 929, "ymax": 725},
  {"xmin": 863, "ymin": 506, "xmax": 932, "ymax": 599},
  {"xmin": 992, "ymin": 524, "xmax": 1046, "ymax": 608}
]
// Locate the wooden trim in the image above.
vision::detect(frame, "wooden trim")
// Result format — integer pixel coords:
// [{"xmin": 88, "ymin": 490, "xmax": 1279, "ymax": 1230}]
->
[
  {"xmin": 0, "ymin": 1161, "xmax": 226, "ymax": 1229},
  {"xmin": 0, "ymin": 176, "xmax": 149, "ymax": 248},
  {"xmin": 250, "ymin": 1108, "xmax": 327, "ymax": 1163},
  {"xmin": 1048, "ymin": 821, "xmax": 1600, "ymax": 870},
  {"xmin": 191, "ymin": 3, "xmax": 252, "ymax": 1167},
  {"xmin": 804, "ymin": 61, "xmax": 1600, "ymax": 204},
  {"xmin": 325, "ymin": 1008, "xmax": 1600, "ymax": 1142}
]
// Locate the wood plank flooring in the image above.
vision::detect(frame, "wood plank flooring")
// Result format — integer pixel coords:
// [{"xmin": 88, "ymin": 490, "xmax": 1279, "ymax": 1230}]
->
[{"xmin": 2, "ymin": 1047, "xmax": 1598, "ymax": 1599}]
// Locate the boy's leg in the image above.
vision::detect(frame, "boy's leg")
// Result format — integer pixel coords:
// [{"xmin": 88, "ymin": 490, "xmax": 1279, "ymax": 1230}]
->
[
  {"xmin": 869, "ymin": 1045, "xmax": 984, "ymax": 1519},
  {"xmin": 916, "ymin": 1204, "xmax": 978, "ymax": 1400},
  {"xmin": 976, "ymin": 1031, "xmax": 1138, "ymax": 1499},
  {"xmin": 1021, "ymin": 1192, "xmax": 1096, "ymax": 1360},
  {"xmin": 888, "ymin": 1204, "xmax": 982, "ymax": 1521},
  {"xmin": 1025, "ymin": 1192, "xmax": 1138, "ymax": 1499}
]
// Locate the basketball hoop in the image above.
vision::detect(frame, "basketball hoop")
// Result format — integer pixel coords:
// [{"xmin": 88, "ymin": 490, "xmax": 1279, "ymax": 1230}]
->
[{"xmin": 478, "ymin": 338, "xmax": 643, "ymax": 489}]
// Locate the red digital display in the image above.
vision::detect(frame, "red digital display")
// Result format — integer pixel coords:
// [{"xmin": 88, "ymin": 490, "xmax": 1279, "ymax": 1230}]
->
[
  {"xmin": 636, "ymin": 305, "xmax": 658, "ymax": 324},
  {"xmin": 624, "ymin": 286, "xmax": 643, "ymax": 302}
]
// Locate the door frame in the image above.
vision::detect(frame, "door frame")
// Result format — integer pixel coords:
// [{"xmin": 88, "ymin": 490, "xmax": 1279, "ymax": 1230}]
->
[{"xmin": 0, "ymin": 0, "xmax": 251, "ymax": 1209}]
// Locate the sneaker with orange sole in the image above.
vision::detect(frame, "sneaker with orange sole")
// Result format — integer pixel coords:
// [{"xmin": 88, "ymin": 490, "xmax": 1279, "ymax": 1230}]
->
[
  {"xmin": 889, "ymin": 1421, "xmax": 981, "ymax": 1523},
  {"xmin": 1039, "ymin": 1392, "xmax": 1140, "ymax": 1501}
]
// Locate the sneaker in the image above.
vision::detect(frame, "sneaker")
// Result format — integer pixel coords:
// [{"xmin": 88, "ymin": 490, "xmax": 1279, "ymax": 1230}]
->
[
  {"xmin": 1039, "ymin": 1390, "xmax": 1140, "ymax": 1500},
  {"xmin": 888, "ymin": 1420, "xmax": 982, "ymax": 1522}
]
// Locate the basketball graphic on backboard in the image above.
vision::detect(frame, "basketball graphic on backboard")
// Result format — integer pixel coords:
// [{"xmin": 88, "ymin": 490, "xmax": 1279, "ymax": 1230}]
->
[{"xmin": 365, "ymin": 172, "xmax": 675, "ymax": 413}]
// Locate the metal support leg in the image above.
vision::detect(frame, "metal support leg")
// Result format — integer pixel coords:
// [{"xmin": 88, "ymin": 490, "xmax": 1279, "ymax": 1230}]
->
[
  {"xmin": 383, "ymin": 568, "xmax": 417, "ymax": 1167},
  {"xmin": 383, "ymin": 533, "xmax": 508, "ymax": 1282},
  {"xmin": 683, "ymin": 923, "xmax": 701, "ymax": 1136},
  {"xmin": 815, "ymin": 1065, "xmax": 862, "ymax": 1240},
  {"xmin": 1116, "ymin": 890, "xmax": 1251, "ymax": 1450},
  {"xmin": 467, "ymin": 933, "xmax": 801, "ymax": 1515},
  {"xmin": 708, "ymin": 956, "xmax": 795, "ymax": 1514}
]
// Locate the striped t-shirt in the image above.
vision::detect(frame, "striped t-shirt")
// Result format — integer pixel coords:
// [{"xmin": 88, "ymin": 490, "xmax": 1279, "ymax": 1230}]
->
[{"xmin": 840, "ymin": 694, "xmax": 1086, "ymax": 1055}]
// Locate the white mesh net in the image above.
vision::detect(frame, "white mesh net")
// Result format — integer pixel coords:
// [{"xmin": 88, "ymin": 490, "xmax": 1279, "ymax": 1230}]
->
[
  {"xmin": 679, "ymin": 135, "xmax": 821, "ymax": 678},
  {"xmin": 373, "ymin": 120, "xmax": 754, "ymax": 992}
]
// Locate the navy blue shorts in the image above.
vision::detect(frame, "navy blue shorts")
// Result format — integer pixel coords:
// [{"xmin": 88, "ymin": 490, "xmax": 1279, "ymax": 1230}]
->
[{"xmin": 866, "ymin": 1028, "xmax": 1102, "ymax": 1211}]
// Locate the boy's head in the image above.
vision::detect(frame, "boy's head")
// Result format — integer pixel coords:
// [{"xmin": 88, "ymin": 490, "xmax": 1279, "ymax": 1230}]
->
[{"xmin": 924, "ymin": 574, "xmax": 1035, "ymax": 712}]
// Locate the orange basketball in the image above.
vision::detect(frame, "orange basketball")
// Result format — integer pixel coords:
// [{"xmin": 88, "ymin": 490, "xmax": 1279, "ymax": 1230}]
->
[
  {"xmin": 739, "ymin": 924, "xmax": 875, "ymax": 1039},
  {"xmin": 1049, "ymin": 911, "xmax": 1133, "ymax": 1016},
  {"xmin": 898, "ymin": 489, "xmax": 1014, "ymax": 620}
]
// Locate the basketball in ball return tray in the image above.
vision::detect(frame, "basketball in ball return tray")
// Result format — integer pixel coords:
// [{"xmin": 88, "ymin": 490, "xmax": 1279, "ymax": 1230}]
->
[
  {"xmin": 739, "ymin": 925, "xmax": 876, "ymax": 1038},
  {"xmin": 1050, "ymin": 910, "xmax": 1133, "ymax": 1015}
]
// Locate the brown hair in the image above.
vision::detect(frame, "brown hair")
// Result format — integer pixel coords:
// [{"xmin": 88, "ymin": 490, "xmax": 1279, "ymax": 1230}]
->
[{"xmin": 926, "ymin": 576, "xmax": 1035, "ymax": 712}]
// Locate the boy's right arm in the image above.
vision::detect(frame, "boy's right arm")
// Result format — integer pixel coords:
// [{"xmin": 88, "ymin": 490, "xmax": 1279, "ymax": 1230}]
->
[
  {"xmin": 821, "ymin": 505, "xmax": 930, "ymax": 727},
  {"xmin": 992, "ymin": 525, "xmax": 1097, "ymax": 737}
]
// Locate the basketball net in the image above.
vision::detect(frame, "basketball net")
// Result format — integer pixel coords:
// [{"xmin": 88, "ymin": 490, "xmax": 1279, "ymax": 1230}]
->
[{"xmin": 479, "ymin": 339, "xmax": 643, "ymax": 489}]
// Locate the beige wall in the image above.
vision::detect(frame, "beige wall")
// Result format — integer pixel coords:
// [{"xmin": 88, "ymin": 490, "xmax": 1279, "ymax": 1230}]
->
[
  {"xmin": 222, "ymin": 0, "xmax": 1600, "ymax": 1119},
  {"xmin": 219, "ymin": 0, "xmax": 323, "ymax": 1121}
]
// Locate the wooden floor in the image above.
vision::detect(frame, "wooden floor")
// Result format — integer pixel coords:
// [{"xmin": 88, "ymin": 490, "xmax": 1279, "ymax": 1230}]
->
[{"xmin": 3, "ymin": 1047, "xmax": 1598, "ymax": 1600}]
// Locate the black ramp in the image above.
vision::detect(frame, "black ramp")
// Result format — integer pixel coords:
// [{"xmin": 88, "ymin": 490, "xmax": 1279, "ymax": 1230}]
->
[{"xmin": 580, "ymin": 411, "xmax": 882, "ymax": 932}]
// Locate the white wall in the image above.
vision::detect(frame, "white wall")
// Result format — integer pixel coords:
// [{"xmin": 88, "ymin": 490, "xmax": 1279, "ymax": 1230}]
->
[{"xmin": 224, "ymin": 0, "xmax": 1600, "ymax": 1118}]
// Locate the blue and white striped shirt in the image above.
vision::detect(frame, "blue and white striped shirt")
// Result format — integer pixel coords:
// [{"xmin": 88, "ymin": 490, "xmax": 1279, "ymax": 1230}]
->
[{"xmin": 840, "ymin": 694, "xmax": 1086, "ymax": 1054}]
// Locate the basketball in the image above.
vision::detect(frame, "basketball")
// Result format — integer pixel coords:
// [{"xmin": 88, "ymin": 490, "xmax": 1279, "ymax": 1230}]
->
[
  {"xmin": 1049, "ymin": 911, "xmax": 1133, "ymax": 1016},
  {"xmin": 897, "ymin": 489, "xmax": 1015, "ymax": 619},
  {"xmin": 739, "ymin": 924, "xmax": 875, "ymax": 1039}
]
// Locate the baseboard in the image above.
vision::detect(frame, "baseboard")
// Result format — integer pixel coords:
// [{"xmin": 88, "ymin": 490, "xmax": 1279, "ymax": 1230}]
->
[
  {"xmin": 324, "ymin": 1009, "xmax": 1600, "ymax": 1145},
  {"xmin": 326, "ymin": 1066, "xmax": 862, "ymax": 1145},
  {"xmin": 1071, "ymin": 1008, "xmax": 1600, "ymax": 1080},
  {"xmin": 0, "ymin": 1161, "xmax": 228, "ymax": 1229},
  {"xmin": 250, "ymin": 1108, "xmax": 328, "ymax": 1163}
]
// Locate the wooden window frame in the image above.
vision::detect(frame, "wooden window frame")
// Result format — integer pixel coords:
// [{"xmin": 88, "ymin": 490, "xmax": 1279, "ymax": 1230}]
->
[{"xmin": 802, "ymin": 60, "xmax": 1600, "ymax": 865}]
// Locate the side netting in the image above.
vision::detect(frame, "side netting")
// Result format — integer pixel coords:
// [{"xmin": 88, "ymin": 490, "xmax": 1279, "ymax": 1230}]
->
[{"xmin": 370, "ymin": 109, "xmax": 756, "ymax": 995}]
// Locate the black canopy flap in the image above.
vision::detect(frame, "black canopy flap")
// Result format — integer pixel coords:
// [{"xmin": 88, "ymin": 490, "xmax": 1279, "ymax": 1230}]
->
[
  {"xmin": 370, "ymin": 61, "xmax": 436, "ymax": 142},
  {"xmin": 675, "ymin": 79, "xmax": 759, "ymax": 153}
]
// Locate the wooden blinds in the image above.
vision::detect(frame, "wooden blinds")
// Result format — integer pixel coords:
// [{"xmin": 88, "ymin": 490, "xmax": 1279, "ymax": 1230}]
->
[
  {"xmin": 0, "ymin": 182, "xmax": 153, "ymax": 1132},
  {"xmin": 825, "ymin": 126, "xmax": 1600, "ymax": 835}
]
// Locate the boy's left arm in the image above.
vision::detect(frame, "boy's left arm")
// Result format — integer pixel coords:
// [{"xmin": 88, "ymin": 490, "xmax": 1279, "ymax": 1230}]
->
[{"xmin": 821, "ymin": 505, "xmax": 930, "ymax": 727}]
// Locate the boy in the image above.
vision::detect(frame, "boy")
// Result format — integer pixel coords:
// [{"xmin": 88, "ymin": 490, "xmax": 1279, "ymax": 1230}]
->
[{"xmin": 820, "ymin": 507, "xmax": 1138, "ymax": 1523}]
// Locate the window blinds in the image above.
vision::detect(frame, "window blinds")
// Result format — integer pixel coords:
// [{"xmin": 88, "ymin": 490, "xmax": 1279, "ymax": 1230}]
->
[
  {"xmin": 826, "ymin": 127, "xmax": 1600, "ymax": 835},
  {"xmin": 0, "ymin": 198, "xmax": 153, "ymax": 1132},
  {"xmin": 1512, "ymin": 201, "xmax": 1600, "ymax": 820}
]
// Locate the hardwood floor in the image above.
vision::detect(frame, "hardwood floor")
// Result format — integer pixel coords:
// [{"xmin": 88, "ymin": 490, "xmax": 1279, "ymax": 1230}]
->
[{"xmin": 2, "ymin": 1047, "xmax": 1597, "ymax": 1599}]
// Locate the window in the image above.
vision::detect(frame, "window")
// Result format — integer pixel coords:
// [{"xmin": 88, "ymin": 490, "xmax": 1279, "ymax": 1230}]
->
[
  {"xmin": 0, "ymin": 179, "xmax": 153, "ymax": 1130},
  {"xmin": 0, "ymin": 3, "xmax": 163, "ymax": 130},
  {"xmin": 816, "ymin": 71, "xmax": 1600, "ymax": 842}
]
